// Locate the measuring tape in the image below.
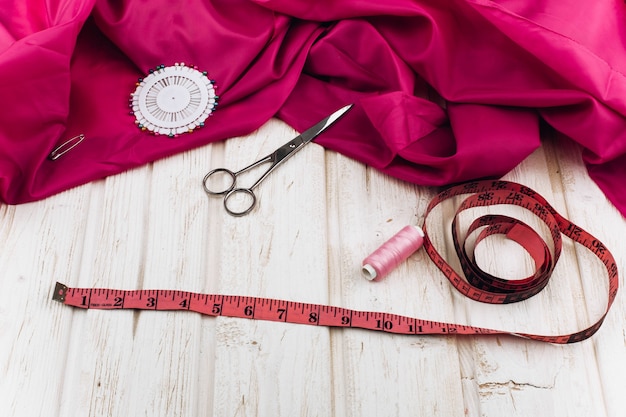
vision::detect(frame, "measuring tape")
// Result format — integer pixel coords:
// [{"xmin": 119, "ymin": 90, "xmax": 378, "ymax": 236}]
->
[{"xmin": 53, "ymin": 180, "xmax": 618, "ymax": 344}]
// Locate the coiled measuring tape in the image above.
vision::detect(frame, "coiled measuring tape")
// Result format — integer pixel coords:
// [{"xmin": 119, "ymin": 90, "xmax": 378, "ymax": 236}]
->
[{"xmin": 53, "ymin": 180, "xmax": 618, "ymax": 344}]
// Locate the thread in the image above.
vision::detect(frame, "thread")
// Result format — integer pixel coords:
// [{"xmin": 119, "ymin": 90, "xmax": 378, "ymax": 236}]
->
[{"xmin": 362, "ymin": 225, "xmax": 425, "ymax": 281}]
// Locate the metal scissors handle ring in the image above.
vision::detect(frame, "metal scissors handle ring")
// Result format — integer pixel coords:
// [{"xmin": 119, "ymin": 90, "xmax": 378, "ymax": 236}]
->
[
  {"xmin": 223, "ymin": 188, "xmax": 257, "ymax": 217},
  {"xmin": 202, "ymin": 168, "xmax": 237, "ymax": 195}
]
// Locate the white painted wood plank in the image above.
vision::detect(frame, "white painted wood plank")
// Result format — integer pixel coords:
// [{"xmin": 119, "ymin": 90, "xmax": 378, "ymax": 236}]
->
[
  {"xmin": 92, "ymin": 143, "xmax": 219, "ymax": 417},
  {"xmin": 58, "ymin": 165, "xmax": 158, "ymax": 417},
  {"xmin": 0, "ymin": 185, "xmax": 96, "ymax": 417},
  {"xmin": 549, "ymin": 134, "xmax": 626, "ymax": 417},
  {"xmin": 324, "ymin": 153, "xmax": 467, "ymax": 417},
  {"xmin": 457, "ymin": 135, "xmax": 619, "ymax": 417},
  {"xmin": 2, "ymin": 117, "xmax": 626, "ymax": 417},
  {"xmin": 210, "ymin": 119, "xmax": 333, "ymax": 417}
]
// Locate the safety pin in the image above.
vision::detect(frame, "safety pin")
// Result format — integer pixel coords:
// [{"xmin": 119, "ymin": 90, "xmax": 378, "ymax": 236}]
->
[{"xmin": 48, "ymin": 134, "xmax": 85, "ymax": 161}]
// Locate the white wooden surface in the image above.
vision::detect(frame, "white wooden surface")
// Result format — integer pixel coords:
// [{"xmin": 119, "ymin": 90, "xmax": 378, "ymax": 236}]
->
[{"xmin": 1, "ymin": 118, "xmax": 625, "ymax": 417}]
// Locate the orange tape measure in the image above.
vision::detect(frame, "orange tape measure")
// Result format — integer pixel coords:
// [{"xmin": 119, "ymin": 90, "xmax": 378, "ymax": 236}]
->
[{"xmin": 53, "ymin": 180, "xmax": 619, "ymax": 344}]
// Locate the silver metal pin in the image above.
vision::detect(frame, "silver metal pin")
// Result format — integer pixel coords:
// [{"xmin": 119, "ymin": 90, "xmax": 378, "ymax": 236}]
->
[{"xmin": 48, "ymin": 134, "xmax": 85, "ymax": 161}]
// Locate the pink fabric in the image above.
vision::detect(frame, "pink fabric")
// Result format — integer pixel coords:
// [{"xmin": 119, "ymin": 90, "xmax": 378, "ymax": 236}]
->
[{"xmin": 2, "ymin": 1, "xmax": 626, "ymax": 217}]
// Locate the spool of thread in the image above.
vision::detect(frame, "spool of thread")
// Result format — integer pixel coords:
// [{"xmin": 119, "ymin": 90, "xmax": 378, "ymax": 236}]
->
[{"xmin": 362, "ymin": 225, "xmax": 425, "ymax": 281}]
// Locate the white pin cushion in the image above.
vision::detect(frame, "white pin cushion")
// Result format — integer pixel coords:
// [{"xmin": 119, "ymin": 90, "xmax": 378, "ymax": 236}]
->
[{"xmin": 130, "ymin": 63, "xmax": 218, "ymax": 138}]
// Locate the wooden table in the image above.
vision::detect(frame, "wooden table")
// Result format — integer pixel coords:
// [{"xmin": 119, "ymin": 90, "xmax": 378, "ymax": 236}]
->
[{"xmin": 2, "ymin": 118, "xmax": 624, "ymax": 416}]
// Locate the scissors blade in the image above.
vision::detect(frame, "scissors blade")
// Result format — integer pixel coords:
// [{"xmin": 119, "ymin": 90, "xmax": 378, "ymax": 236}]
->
[{"xmin": 299, "ymin": 104, "xmax": 353, "ymax": 144}]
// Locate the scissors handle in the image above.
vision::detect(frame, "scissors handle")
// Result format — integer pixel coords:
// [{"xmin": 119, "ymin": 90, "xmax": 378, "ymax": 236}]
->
[
  {"xmin": 223, "ymin": 188, "xmax": 257, "ymax": 217},
  {"xmin": 202, "ymin": 168, "xmax": 237, "ymax": 195}
]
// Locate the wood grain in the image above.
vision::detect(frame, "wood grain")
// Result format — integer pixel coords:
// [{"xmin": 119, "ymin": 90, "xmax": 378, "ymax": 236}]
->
[{"xmin": 1, "ymin": 119, "xmax": 624, "ymax": 417}]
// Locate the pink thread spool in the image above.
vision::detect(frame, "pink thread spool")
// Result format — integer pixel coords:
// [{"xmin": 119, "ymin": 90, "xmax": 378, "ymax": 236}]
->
[{"xmin": 362, "ymin": 225, "xmax": 425, "ymax": 281}]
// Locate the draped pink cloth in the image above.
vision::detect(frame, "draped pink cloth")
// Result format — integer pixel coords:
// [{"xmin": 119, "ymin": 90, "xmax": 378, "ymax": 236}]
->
[{"xmin": 2, "ymin": 0, "xmax": 626, "ymax": 217}]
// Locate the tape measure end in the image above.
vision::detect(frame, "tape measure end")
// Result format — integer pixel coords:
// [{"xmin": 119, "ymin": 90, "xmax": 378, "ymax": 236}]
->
[{"xmin": 52, "ymin": 282, "xmax": 68, "ymax": 303}]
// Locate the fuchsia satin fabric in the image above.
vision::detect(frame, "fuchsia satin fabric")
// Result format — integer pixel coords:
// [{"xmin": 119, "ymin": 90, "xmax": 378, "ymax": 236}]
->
[{"xmin": 2, "ymin": 1, "xmax": 626, "ymax": 216}]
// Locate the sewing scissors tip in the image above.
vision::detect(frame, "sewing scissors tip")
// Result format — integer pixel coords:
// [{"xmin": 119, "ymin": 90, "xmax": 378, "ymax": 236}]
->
[{"xmin": 203, "ymin": 104, "xmax": 353, "ymax": 216}]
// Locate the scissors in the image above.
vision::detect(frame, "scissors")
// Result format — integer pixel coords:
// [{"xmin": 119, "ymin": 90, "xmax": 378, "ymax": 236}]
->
[{"xmin": 203, "ymin": 104, "xmax": 353, "ymax": 216}]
